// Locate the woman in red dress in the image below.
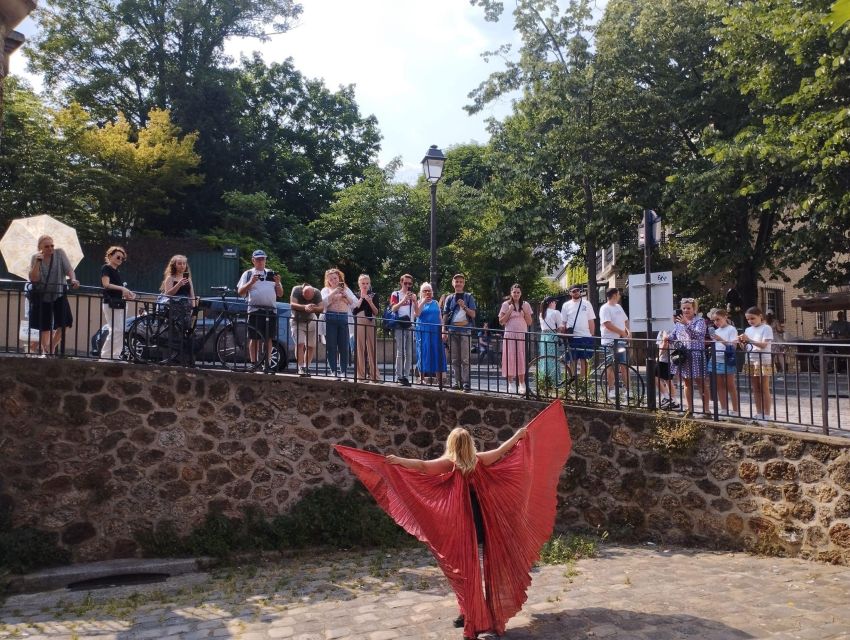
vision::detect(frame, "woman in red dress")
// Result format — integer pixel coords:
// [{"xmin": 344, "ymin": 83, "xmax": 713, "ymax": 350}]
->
[{"xmin": 335, "ymin": 401, "xmax": 571, "ymax": 639}]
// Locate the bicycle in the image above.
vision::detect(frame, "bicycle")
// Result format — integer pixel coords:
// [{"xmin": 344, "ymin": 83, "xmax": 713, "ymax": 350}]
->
[
  {"xmin": 125, "ymin": 286, "xmax": 267, "ymax": 371},
  {"xmin": 527, "ymin": 339, "xmax": 645, "ymax": 407}
]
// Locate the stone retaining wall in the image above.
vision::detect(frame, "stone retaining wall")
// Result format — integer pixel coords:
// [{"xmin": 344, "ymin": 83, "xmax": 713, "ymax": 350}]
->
[{"xmin": 1, "ymin": 357, "xmax": 849, "ymax": 564}]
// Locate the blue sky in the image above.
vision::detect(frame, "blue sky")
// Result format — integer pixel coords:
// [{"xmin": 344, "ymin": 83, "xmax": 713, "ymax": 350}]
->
[{"xmin": 11, "ymin": 1, "xmax": 608, "ymax": 184}]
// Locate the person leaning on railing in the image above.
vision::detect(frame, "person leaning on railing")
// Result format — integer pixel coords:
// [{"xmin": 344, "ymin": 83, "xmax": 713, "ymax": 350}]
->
[
  {"xmin": 290, "ymin": 283, "xmax": 324, "ymax": 377},
  {"xmin": 100, "ymin": 246, "xmax": 136, "ymax": 361},
  {"xmin": 27, "ymin": 234, "xmax": 80, "ymax": 356}
]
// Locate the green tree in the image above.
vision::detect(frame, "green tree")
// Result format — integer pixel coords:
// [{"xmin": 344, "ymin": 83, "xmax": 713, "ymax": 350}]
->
[{"xmin": 28, "ymin": 0, "xmax": 302, "ymax": 127}]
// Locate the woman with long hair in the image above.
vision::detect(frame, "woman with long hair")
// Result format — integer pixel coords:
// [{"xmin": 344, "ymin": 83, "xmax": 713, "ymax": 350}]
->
[
  {"xmin": 321, "ymin": 268, "xmax": 357, "ymax": 377},
  {"xmin": 335, "ymin": 401, "xmax": 571, "ymax": 640},
  {"xmin": 498, "ymin": 283, "xmax": 533, "ymax": 394},
  {"xmin": 159, "ymin": 254, "xmax": 196, "ymax": 305}
]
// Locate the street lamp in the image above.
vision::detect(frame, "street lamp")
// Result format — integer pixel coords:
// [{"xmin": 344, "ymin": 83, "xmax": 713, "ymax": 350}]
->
[{"xmin": 421, "ymin": 144, "xmax": 446, "ymax": 291}]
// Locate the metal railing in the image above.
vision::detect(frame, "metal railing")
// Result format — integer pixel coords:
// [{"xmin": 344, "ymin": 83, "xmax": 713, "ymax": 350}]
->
[{"xmin": 2, "ymin": 279, "xmax": 848, "ymax": 435}]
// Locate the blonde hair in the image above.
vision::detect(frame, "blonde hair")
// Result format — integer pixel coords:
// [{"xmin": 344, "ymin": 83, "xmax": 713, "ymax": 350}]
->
[
  {"xmin": 442, "ymin": 427, "xmax": 477, "ymax": 475},
  {"xmin": 324, "ymin": 268, "xmax": 345, "ymax": 288},
  {"xmin": 160, "ymin": 254, "xmax": 190, "ymax": 292},
  {"xmin": 37, "ymin": 235, "xmax": 53, "ymax": 249},
  {"xmin": 105, "ymin": 246, "xmax": 127, "ymax": 262}
]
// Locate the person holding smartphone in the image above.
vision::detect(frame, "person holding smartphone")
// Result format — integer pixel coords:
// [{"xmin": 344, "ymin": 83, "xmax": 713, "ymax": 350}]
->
[
  {"xmin": 321, "ymin": 268, "xmax": 358, "ymax": 378},
  {"xmin": 390, "ymin": 273, "xmax": 419, "ymax": 386},
  {"xmin": 237, "ymin": 249, "xmax": 282, "ymax": 369},
  {"xmin": 442, "ymin": 273, "xmax": 477, "ymax": 392}
]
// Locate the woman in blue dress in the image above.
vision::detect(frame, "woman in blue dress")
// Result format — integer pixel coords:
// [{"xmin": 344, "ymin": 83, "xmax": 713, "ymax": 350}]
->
[{"xmin": 415, "ymin": 282, "xmax": 446, "ymax": 385}]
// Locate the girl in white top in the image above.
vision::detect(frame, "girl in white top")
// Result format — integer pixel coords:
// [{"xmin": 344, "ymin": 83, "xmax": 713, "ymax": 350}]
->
[
  {"xmin": 536, "ymin": 296, "xmax": 564, "ymax": 395},
  {"xmin": 709, "ymin": 308, "xmax": 740, "ymax": 416},
  {"xmin": 739, "ymin": 306, "xmax": 774, "ymax": 421}
]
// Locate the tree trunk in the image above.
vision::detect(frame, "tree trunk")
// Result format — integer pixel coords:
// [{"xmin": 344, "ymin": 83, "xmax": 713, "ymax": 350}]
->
[{"xmin": 582, "ymin": 174, "xmax": 599, "ymax": 312}]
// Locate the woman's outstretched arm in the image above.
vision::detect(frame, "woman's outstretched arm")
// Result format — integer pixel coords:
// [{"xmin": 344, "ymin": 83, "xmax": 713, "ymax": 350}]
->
[
  {"xmin": 386, "ymin": 455, "xmax": 454, "ymax": 475},
  {"xmin": 476, "ymin": 426, "xmax": 528, "ymax": 467}
]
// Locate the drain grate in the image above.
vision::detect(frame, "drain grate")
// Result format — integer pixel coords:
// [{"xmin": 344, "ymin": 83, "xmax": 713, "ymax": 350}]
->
[{"xmin": 67, "ymin": 572, "xmax": 170, "ymax": 591}]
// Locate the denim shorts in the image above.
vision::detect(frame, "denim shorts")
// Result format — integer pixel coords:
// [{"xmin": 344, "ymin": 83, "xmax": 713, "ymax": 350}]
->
[
  {"xmin": 708, "ymin": 360, "xmax": 735, "ymax": 375},
  {"xmin": 603, "ymin": 340, "xmax": 628, "ymax": 364}
]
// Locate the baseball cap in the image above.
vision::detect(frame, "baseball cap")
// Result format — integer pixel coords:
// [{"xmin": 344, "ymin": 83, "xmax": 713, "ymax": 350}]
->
[
  {"xmin": 569, "ymin": 285, "xmax": 581, "ymax": 292},
  {"xmin": 252, "ymin": 249, "xmax": 267, "ymax": 259}
]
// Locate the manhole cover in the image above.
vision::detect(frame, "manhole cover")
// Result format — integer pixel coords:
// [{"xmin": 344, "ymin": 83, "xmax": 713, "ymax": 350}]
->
[{"xmin": 67, "ymin": 572, "xmax": 170, "ymax": 591}]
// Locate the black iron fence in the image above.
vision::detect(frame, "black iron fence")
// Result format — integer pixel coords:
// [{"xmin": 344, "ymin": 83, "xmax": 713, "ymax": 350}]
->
[{"xmin": 2, "ymin": 280, "xmax": 848, "ymax": 435}]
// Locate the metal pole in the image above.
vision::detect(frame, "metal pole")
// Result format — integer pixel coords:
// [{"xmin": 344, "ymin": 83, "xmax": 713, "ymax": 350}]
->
[
  {"xmin": 644, "ymin": 209, "xmax": 657, "ymax": 410},
  {"xmin": 429, "ymin": 182, "xmax": 438, "ymax": 293}
]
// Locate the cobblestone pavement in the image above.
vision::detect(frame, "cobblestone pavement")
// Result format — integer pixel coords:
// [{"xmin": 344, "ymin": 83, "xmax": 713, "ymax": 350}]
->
[{"xmin": 2, "ymin": 544, "xmax": 849, "ymax": 640}]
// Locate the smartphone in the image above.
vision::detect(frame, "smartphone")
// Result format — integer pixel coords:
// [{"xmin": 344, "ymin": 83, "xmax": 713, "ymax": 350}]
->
[
  {"xmin": 455, "ymin": 292, "xmax": 464, "ymax": 300},
  {"xmin": 338, "ymin": 283, "xmax": 344, "ymax": 290},
  {"xmin": 183, "ymin": 271, "xmax": 190, "ymax": 280}
]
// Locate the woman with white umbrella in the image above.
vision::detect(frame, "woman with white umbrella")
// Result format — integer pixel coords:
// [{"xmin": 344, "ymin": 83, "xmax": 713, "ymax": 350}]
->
[{"xmin": 28, "ymin": 234, "xmax": 80, "ymax": 355}]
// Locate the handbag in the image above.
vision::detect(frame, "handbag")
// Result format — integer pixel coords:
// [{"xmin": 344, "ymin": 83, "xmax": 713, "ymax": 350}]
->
[
  {"xmin": 671, "ymin": 342, "xmax": 688, "ymax": 366},
  {"xmin": 560, "ymin": 301, "xmax": 582, "ymax": 347},
  {"xmin": 26, "ymin": 256, "xmax": 54, "ymax": 301}
]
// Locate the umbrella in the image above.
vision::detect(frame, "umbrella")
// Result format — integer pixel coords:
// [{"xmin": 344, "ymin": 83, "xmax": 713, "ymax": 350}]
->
[{"xmin": 0, "ymin": 215, "xmax": 84, "ymax": 279}]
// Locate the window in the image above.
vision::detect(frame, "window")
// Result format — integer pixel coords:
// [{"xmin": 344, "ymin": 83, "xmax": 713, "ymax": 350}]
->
[
  {"xmin": 816, "ymin": 312, "xmax": 826, "ymax": 334},
  {"xmin": 760, "ymin": 288, "xmax": 784, "ymax": 321}
]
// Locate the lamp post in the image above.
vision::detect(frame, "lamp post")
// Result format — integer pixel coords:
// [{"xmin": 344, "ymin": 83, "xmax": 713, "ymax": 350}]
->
[{"xmin": 421, "ymin": 144, "xmax": 446, "ymax": 291}]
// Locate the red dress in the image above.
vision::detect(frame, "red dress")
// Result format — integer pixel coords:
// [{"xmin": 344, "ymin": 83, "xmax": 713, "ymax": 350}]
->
[{"xmin": 334, "ymin": 401, "xmax": 571, "ymax": 638}]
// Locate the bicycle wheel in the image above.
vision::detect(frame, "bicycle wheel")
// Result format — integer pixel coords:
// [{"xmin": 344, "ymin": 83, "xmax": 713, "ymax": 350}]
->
[
  {"xmin": 527, "ymin": 355, "xmax": 569, "ymax": 398},
  {"xmin": 126, "ymin": 314, "xmax": 182, "ymax": 364},
  {"xmin": 216, "ymin": 321, "xmax": 265, "ymax": 371},
  {"xmin": 601, "ymin": 363, "xmax": 645, "ymax": 407}
]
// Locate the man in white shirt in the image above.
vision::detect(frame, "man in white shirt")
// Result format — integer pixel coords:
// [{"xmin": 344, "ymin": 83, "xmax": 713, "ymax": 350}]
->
[
  {"xmin": 599, "ymin": 287, "xmax": 630, "ymax": 399},
  {"xmin": 560, "ymin": 285, "xmax": 596, "ymax": 377},
  {"xmin": 237, "ymin": 249, "xmax": 283, "ymax": 369}
]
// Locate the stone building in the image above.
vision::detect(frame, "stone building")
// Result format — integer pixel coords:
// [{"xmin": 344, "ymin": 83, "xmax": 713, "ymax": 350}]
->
[{"xmin": 0, "ymin": 0, "xmax": 36, "ymax": 136}]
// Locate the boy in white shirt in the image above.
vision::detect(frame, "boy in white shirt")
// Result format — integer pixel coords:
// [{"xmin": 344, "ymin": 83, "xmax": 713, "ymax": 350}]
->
[{"xmin": 599, "ymin": 287, "xmax": 630, "ymax": 399}]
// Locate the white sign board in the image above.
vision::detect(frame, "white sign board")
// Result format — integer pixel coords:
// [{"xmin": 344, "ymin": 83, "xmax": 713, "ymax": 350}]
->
[{"xmin": 628, "ymin": 271, "xmax": 674, "ymax": 334}]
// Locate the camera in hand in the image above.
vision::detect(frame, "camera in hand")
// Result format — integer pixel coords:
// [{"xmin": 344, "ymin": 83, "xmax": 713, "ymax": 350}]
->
[{"xmin": 266, "ymin": 271, "xmax": 276, "ymax": 280}]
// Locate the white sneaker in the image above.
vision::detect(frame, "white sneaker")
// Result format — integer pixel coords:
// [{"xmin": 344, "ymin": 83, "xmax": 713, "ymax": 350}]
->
[
  {"xmin": 508, "ymin": 382, "xmax": 516, "ymax": 394},
  {"xmin": 728, "ymin": 410, "xmax": 739, "ymax": 417},
  {"xmin": 518, "ymin": 383, "xmax": 526, "ymax": 394},
  {"xmin": 607, "ymin": 389, "xmax": 617, "ymax": 399}
]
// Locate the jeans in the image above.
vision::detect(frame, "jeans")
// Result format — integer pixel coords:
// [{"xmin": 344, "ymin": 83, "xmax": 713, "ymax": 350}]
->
[
  {"xmin": 394, "ymin": 327, "xmax": 414, "ymax": 379},
  {"xmin": 325, "ymin": 311, "xmax": 349, "ymax": 373}
]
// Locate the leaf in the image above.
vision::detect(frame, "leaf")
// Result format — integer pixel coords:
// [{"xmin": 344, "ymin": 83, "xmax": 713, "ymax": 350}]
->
[{"xmin": 824, "ymin": 0, "xmax": 850, "ymax": 33}]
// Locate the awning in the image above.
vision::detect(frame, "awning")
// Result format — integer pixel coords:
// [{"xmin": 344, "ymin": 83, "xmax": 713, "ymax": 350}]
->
[{"xmin": 790, "ymin": 292, "xmax": 850, "ymax": 313}]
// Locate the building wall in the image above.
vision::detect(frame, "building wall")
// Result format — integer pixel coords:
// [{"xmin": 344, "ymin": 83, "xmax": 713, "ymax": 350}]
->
[{"xmin": 2, "ymin": 357, "xmax": 850, "ymax": 565}]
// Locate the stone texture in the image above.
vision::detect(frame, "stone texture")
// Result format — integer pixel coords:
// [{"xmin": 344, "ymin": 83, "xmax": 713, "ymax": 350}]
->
[{"xmin": 1, "ymin": 357, "xmax": 849, "ymax": 566}]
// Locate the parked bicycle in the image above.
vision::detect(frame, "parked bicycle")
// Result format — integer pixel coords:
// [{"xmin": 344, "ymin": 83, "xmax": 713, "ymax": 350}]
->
[
  {"xmin": 125, "ymin": 286, "xmax": 267, "ymax": 371},
  {"xmin": 527, "ymin": 341, "xmax": 645, "ymax": 407}
]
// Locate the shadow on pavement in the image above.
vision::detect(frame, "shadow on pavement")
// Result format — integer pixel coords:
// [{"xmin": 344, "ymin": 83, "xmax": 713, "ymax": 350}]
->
[{"xmin": 506, "ymin": 608, "xmax": 754, "ymax": 639}]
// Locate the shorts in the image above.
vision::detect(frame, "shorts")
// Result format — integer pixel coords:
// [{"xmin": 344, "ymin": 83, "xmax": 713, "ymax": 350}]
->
[
  {"xmin": 247, "ymin": 309, "xmax": 278, "ymax": 340},
  {"xmin": 742, "ymin": 362, "xmax": 773, "ymax": 377},
  {"xmin": 29, "ymin": 296, "xmax": 73, "ymax": 331},
  {"xmin": 656, "ymin": 361, "xmax": 672, "ymax": 380},
  {"xmin": 708, "ymin": 360, "xmax": 735, "ymax": 375},
  {"xmin": 291, "ymin": 318, "xmax": 318, "ymax": 346},
  {"xmin": 602, "ymin": 340, "xmax": 628, "ymax": 364},
  {"xmin": 565, "ymin": 336, "xmax": 594, "ymax": 360}
]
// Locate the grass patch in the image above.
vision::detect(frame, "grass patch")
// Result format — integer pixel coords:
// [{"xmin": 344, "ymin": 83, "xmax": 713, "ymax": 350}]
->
[{"xmin": 538, "ymin": 532, "xmax": 605, "ymax": 566}]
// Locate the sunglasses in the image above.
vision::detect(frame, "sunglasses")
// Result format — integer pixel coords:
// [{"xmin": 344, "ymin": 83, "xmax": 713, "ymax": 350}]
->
[{"xmin": 114, "ymin": 254, "xmax": 126, "ymax": 261}]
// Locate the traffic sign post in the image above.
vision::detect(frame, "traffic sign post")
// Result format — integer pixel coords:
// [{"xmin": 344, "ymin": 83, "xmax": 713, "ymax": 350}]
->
[{"xmin": 641, "ymin": 210, "xmax": 660, "ymax": 409}]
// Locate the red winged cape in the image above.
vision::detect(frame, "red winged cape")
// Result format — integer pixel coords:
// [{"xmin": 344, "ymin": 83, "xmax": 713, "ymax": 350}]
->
[{"xmin": 334, "ymin": 401, "xmax": 571, "ymax": 638}]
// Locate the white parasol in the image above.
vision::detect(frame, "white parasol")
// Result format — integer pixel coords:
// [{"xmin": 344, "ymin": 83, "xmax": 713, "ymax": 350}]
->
[{"xmin": 0, "ymin": 215, "xmax": 84, "ymax": 279}]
